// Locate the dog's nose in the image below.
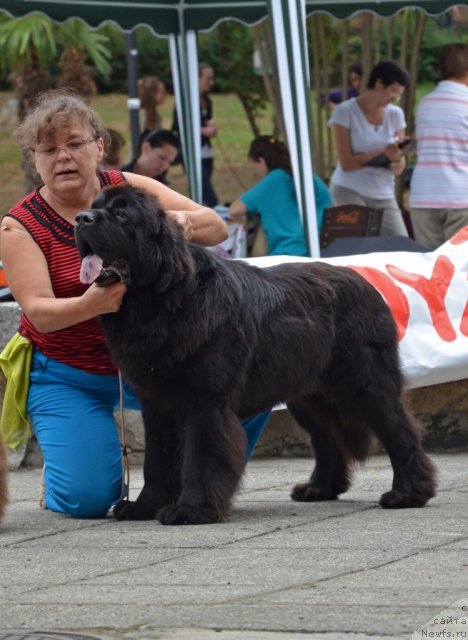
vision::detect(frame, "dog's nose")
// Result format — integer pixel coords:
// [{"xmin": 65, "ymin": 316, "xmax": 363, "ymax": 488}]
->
[{"xmin": 75, "ymin": 211, "xmax": 95, "ymax": 225}]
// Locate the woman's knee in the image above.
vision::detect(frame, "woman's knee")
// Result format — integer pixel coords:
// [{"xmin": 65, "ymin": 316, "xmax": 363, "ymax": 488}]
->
[
  {"xmin": 381, "ymin": 207, "xmax": 408, "ymax": 237},
  {"xmin": 44, "ymin": 466, "xmax": 122, "ymax": 519},
  {"xmin": 242, "ymin": 412, "xmax": 271, "ymax": 460}
]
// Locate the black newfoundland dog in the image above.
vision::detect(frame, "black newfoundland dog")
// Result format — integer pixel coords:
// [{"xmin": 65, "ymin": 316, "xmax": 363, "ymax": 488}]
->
[{"xmin": 75, "ymin": 185, "xmax": 436, "ymax": 525}]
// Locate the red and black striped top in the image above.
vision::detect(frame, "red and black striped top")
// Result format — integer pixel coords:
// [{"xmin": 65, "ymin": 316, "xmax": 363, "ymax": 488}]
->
[{"xmin": 6, "ymin": 169, "xmax": 126, "ymax": 375}]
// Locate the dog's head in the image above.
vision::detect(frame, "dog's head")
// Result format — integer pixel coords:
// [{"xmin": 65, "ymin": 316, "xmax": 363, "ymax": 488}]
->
[{"xmin": 75, "ymin": 185, "xmax": 193, "ymax": 291}]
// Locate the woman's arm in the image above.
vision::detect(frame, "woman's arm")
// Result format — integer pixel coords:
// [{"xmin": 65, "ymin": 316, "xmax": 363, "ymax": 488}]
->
[
  {"xmin": 201, "ymin": 120, "xmax": 217, "ymax": 138},
  {"xmin": 228, "ymin": 198, "xmax": 248, "ymax": 220},
  {"xmin": 332, "ymin": 124, "xmax": 405, "ymax": 171},
  {"xmin": 389, "ymin": 128, "xmax": 407, "ymax": 176},
  {"xmin": 124, "ymin": 172, "xmax": 227, "ymax": 246},
  {"xmin": 0, "ymin": 220, "xmax": 127, "ymax": 333}
]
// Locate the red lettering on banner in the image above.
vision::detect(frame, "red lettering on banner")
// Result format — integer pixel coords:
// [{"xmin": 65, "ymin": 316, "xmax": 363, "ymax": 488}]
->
[
  {"xmin": 462, "ymin": 301, "xmax": 468, "ymax": 336},
  {"xmin": 386, "ymin": 255, "xmax": 457, "ymax": 342},
  {"xmin": 348, "ymin": 266, "xmax": 409, "ymax": 341},
  {"xmin": 450, "ymin": 226, "xmax": 468, "ymax": 244},
  {"xmin": 461, "ymin": 273, "xmax": 468, "ymax": 337}
]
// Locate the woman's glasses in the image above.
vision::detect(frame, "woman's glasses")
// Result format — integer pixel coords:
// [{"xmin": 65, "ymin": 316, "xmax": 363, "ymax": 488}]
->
[{"xmin": 34, "ymin": 137, "xmax": 98, "ymax": 158}]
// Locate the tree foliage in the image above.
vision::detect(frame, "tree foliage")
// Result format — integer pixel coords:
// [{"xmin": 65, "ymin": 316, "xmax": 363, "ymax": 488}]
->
[
  {"xmin": 58, "ymin": 19, "xmax": 112, "ymax": 84},
  {"xmin": 0, "ymin": 14, "xmax": 113, "ymax": 191},
  {"xmin": 305, "ymin": 9, "xmax": 468, "ymax": 181},
  {"xmin": 199, "ymin": 22, "xmax": 269, "ymax": 136},
  {"xmin": 0, "ymin": 12, "xmax": 57, "ymax": 77},
  {"xmin": 0, "ymin": 10, "xmax": 467, "ymax": 192}
]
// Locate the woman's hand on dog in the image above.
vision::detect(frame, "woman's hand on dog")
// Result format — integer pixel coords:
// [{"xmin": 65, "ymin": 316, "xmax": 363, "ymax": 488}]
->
[
  {"xmin": 167, "ymin": 210, "xmax": 194, "ymax": 242},
  {"xmin": 81, "ymin": 281, "xmax": 127, "ymax": 316}
]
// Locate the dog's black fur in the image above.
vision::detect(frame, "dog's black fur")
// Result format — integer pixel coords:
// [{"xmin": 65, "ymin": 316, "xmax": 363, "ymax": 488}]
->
[{"xmin": 75, "ymin": 185, "xmax": 436, "ymax": 525}]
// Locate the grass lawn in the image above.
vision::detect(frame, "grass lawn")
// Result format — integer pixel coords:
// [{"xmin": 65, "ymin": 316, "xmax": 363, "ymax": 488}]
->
[
  {"xmin": 0, "ymin": 82, "xmax": 435, "ymax": 214},
  {"xmin": 0, "ymin": 90, "xmax": 274, "ymax": 212}
]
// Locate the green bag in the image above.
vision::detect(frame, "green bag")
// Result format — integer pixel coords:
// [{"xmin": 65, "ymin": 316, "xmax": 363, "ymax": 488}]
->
[{"xmin": 0, "ymin": 333, "xmax": 33, "ymax": 450}]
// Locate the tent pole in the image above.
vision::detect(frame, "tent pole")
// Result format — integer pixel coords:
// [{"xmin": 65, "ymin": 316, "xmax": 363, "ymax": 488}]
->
[
  {"xmin": 125, "ymin": 29, "xmax": 140, "ymax": 159},
  {"xmin": 170, "ymin": 32, "xmax": 202, "ymax": 203},
  {"xmin": 267, "ymin": 0, "xmax": 320, "ymax": 257}
]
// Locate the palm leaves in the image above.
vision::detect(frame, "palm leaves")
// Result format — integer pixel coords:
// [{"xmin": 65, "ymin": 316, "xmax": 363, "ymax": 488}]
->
[
  {"xmin": 0, "ymin": 13, "xmax": 111, "ymax": 99},
  {"xmin": 0, "ymin": 13, "xmax": 57, "ymax": 76},
  {"xmin": 0, "ymin": 13, "xmax": 112, "ymax": 192},
  {"xmin": 58, "ymin": 19, "xmax": 112, "ymax": 82}
]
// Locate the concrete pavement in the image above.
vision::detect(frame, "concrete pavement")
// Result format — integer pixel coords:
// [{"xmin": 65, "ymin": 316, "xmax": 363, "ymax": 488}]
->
[{"xmin": 0, "ymin": 452, "xmax": 467, "ymax": 640}]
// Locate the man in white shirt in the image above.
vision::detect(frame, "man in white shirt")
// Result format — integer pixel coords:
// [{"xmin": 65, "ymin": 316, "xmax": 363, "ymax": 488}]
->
[{"xmin": 409, "ymin": 43, "xmax": 468, "ymax": 249}]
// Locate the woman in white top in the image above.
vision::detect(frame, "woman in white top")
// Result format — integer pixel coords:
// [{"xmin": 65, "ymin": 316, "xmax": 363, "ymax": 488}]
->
[{"xmin": 329, "ymin": 60, "xmax": 410, "ymax": 237}]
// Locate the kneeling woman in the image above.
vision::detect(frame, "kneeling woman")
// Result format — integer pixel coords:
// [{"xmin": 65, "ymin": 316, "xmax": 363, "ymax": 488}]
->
[{"xmin": 0, "ymin": 90, "xmax": 270, "ymax": 519}]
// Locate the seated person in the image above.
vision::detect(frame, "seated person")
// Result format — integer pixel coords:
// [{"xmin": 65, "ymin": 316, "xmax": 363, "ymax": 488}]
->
[
  {"xmin": 228, "ymin": 135, "xmax": 332, "ymax": 256},
  {"xmin": 325, "ymin": 63, "xmax": 363, "ymax": 111},
  {"xmin": 101, "ymin": 127, "xmax": 126, "ymax": 170},
  {"xmin": 121, "ymin": 129, "xmax": 178, "ymax": 184}
]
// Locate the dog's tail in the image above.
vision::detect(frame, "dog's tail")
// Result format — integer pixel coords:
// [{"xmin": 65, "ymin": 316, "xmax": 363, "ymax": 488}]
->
[{"xmin": 339, "ymin": 418, "xmax": 376, "ymax": 462}]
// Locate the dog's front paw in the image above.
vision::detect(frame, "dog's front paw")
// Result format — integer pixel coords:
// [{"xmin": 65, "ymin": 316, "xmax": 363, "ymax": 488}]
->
[
  {"xmin": 379, "ymin": 489, "xmax": 429, "ymax": 509},
  {"xmin": 291, "ymin": 482, "xmax": 338, "ymax": 502},
  {"xmin": 113, "ymin": 499, "xmax": 157, "ymax": 521},
  {"xmin": 158, "ymin": 504, "xmax": 221, "ymax": 526}
]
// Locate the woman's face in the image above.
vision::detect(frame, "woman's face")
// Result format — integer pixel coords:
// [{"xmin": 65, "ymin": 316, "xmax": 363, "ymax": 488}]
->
[
  {"xmin": 140, "ymin": 142, "xmax": 178, "ymax": 177},
  {"xmin": 33, "ymin": 118, "xmax": 104, "ymax": 197},
  {"xmin": 154, "ymin": 82, "xmax": 166, "ymax": 105},
  {"xmin": 374, "ymin": 80, "xmax": 405, "ymax": 106},
  {"xmin": 349, "ymin": 71, "xmax": 362, "ymax": 92},
  {"xmin": 250, "ymin": 157, "xmax": 268, "ymax": 178},
  {"xmin": 199, "ymin": 67, "xmax": 214, "ymax": 94}
]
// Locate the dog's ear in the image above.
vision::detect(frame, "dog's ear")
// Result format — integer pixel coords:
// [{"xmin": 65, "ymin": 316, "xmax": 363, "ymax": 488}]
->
[
  {"xmin": 127, "ymin": 191, "xmax": 193, "ymax": 292},
  {"xmin": 112, "ymin": 186, "xmax": 195, "ymax": 292},
  {"xmin": 151, "ymin": 216, "xmax": 195, "ymax": 292}
]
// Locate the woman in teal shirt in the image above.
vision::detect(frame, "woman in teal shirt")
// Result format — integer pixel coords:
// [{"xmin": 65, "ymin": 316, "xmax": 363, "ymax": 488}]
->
[{"xmin": 229, "ymin": 135, "xmax": 332, "ymax": 256}]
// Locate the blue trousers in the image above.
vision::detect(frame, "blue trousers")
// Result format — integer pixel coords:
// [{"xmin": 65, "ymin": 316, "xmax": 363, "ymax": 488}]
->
[
  {"xmin": 202, "ymin": 158, "xmax": 218, "ymax": 208},
  {"xmin": 28, "ymin": 350, "xmax": 270, "ymax": 519}
]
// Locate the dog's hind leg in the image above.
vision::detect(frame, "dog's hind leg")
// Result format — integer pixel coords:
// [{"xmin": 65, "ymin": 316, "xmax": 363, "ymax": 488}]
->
[
  {"xmin": 354, "ymin": 392, "xmax": 436, "ymax": 508},
  {"xmin": 158, "ymin": 405, "xmax": 246, "ymax": 525},
  {"xmin": 288, "ymin": 399, "xmax": 355, "ymax": 502}
]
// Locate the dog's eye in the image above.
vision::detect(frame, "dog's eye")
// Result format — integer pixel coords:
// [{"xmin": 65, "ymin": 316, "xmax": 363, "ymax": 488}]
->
[{"xmin": 114, "ymin": 208, "xmax": 127, "ymax": 221}]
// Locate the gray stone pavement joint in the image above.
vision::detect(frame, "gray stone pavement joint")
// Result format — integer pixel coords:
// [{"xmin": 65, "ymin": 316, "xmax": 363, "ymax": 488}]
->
[{"xmin": 1, "ymin": 454, "xmax": 467, "ymax": 640}]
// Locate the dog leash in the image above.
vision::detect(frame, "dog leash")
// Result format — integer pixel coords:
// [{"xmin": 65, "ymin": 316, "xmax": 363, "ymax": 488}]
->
[
  {"xmin": 215, "ymin": 137, "xmax": 249, "ymax": 191},
  {"xmin": 118, "ymin": 369, "xmax": 130, "ymax": 501}
]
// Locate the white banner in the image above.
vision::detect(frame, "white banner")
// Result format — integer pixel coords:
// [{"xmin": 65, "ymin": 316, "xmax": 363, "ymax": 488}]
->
[{"xmin": 245, "ymin": 227, "xmax": 468, "ymax": 390}]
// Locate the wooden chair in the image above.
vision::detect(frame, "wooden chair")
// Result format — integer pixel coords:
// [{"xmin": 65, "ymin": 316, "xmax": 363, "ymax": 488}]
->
[{"xmin": 320, "ymin": 204, "xmax": 383, "ymax": 250}]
